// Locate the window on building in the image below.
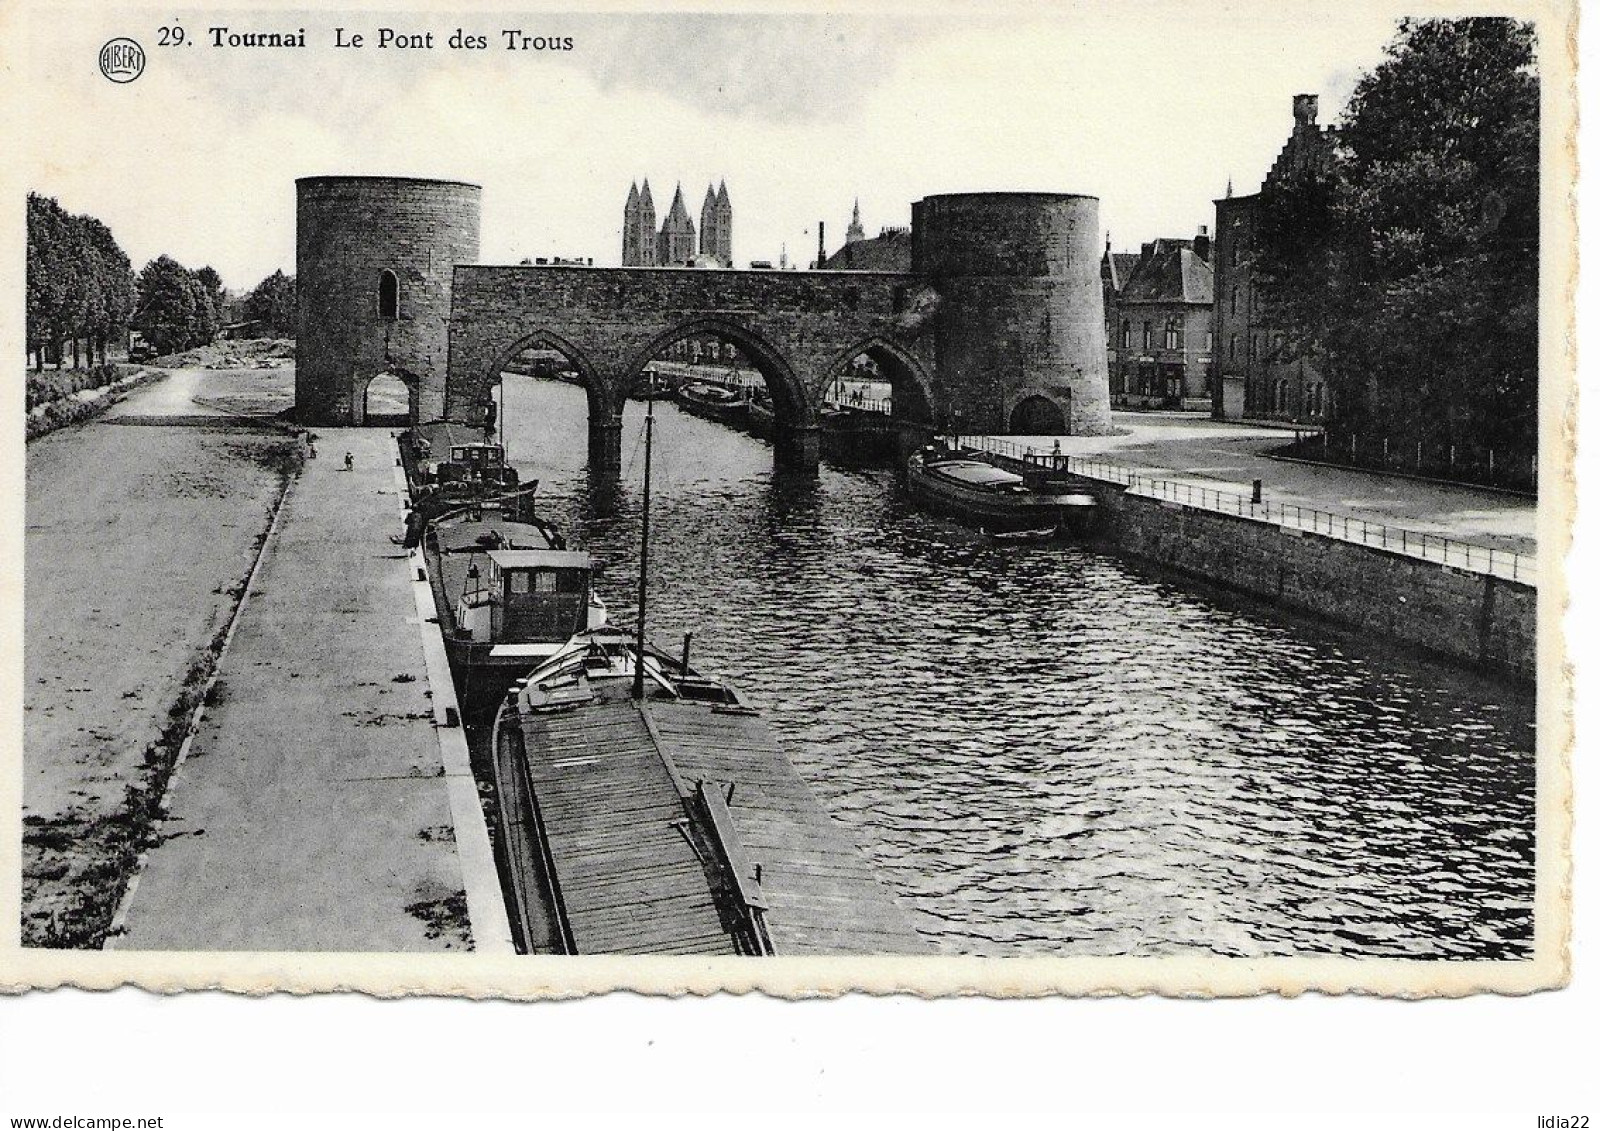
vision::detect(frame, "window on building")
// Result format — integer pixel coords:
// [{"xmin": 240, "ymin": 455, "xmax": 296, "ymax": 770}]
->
[
  {"xmin": 1142, "ymin": 321, "xmax": 1152, "ymax": 349},
  {"xmin": 1229, "ymin": 334, "xmax": 1238, "ymax": 361},
  {"xmin": 378, "ymin": 270, "xmax": 399, "ymax": 319},
  {"xmin": 1205, "ymin": 328, "xmax": 1214, "ymax": 353},
  {"xmin": 1164, "ymin": 318, "xmax": 1180, "ymax": 350},
  {"xmin": 1121, "ymin": 321, "xmax": 1130, "ymax": 349}
]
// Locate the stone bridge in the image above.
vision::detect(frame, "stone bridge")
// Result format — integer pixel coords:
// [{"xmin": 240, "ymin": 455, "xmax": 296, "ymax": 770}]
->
[
  {"xmin": 295, "ymin": 178, "xmax": 1115, "ymax": 478},
  {"xmin": 444, "ymin": 266, "xmax": 936, "ymax": 475}
]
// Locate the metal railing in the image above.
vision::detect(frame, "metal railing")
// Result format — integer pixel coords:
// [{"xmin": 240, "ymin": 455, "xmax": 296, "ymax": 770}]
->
[
  {"xmin": 826, "ymin": 396, "xmax": 893, "ymax": 415},
  {"xmin": 956, "ymin": 437, "xmax": 1535, "ymax": 585}
]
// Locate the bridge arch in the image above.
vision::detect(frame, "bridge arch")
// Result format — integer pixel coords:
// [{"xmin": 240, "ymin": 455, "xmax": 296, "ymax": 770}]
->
[
  {"xmin": 484, "ymin": 327, "xmax": 615, "ymax": 424},
  {"xmin": 623, "ymin": 315, "xmax": 813, "ymax": 430},
  {"xmin": 822, "ymin": 335, "xmax": 935, "ymax": 425}
]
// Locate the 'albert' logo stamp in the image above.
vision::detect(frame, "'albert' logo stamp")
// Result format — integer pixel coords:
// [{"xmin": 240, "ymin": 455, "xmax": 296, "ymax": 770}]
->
[{"xmin": 99, "ymin": 38, "xmax": 145, "ymax": 83}]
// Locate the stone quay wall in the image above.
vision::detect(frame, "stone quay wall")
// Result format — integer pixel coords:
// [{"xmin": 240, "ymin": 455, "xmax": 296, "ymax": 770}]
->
[
  {"xmin": 296, "ymin": 177, "xmax": 481, "ymax": 425},
  {"xmin": 1082, "ymin": 482, "xmax": 1535, "ymax": 684}
]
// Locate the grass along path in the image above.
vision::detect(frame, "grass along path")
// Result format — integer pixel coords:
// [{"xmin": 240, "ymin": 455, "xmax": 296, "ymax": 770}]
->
[{"xmin": 23, "ymin": 386, "xmax": 302, "ymax": 947}]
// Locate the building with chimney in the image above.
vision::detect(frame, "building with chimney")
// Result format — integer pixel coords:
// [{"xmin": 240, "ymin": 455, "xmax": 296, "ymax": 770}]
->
[
  {"xmin": 1212, "ymin": 93, "xmax": 1335, "ymax": 423},
  {"xmin": 819, "ymin": 200, "xmax": 912, "ymax": 271},
  {"xmin": 1101, "ymin": 231, "xmax": 1215, "ymax": 410}
]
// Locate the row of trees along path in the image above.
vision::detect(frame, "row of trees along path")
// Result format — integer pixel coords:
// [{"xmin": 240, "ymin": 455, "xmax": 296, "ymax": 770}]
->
[{"xmin": 26, "ymin": 192, "xmax": 297, "ymax": 371}]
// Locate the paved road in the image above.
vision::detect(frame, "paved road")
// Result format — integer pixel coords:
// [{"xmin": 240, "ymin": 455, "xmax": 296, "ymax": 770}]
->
[{"xmin": 991, "ymin": 413, "xmax": 1536, "ymax": 553}]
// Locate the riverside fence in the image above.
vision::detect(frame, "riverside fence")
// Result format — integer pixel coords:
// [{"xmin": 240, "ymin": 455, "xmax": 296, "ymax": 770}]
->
[{"xmin": 959, "ymin": 437, "xmax": 1535, "ymax": 585}]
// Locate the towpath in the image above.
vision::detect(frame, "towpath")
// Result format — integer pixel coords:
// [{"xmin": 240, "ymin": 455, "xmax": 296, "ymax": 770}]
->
[{"xmin": 112, "ymin": 426, "xmax": 508, "ymax": 951}]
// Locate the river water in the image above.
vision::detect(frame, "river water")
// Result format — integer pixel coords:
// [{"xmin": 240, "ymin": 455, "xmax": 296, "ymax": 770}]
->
[{"xmin": 498, "ymin": 376, "xmax": 1536, "ymax": 959}]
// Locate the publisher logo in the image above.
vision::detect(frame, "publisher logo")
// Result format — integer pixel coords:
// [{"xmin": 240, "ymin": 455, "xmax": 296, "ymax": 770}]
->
[{"xmin": 99, "ymin": 38, "xmax": 145, "ymax": 83}]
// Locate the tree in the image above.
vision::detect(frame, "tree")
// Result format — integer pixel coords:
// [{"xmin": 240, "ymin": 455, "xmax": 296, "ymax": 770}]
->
[
  {"xmin": 195, "ymin": 266, "xmax": 226, "ymax": 327},
  {"xmin": 134, "ymin": 256, "xmax": 201, "ymax": 354},
  {"xmin": 188, "ymin": 270, "xmax": 220, "ymax": 345},
  {"xmin": 80, "ymin": 217, "xmax": 134, "ymax": 365},
  {"xmin": 26, "ymin": 194, "xmax": 136, "ymax": 369},
  {"xmin": 244, "ymin": 269, "xmax": 297, "ymax": 337},
  {"xmin": 1254, "ymin": 18, "xmax": 1539, "ymax": 464}
]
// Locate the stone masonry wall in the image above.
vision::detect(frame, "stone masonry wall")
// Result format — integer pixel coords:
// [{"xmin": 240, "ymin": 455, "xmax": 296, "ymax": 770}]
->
[
  {"xmin": 912, "ymin": 193, "xmax": 1114, "ymax": 436},
  {"xmin": 1085, "ymin": 483, "xmax": 1535, "ymax": 683},
  {"xmin": 445, "ymin": 266, "xmax": 935, "ymax": 428},
  {"xmin": 297, "ymin": 177, "xmax": 481, "ymax": 424}
]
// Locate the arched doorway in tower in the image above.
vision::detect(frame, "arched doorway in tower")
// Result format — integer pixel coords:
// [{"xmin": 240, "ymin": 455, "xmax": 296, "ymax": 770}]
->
[
  {"xmin": 1009, "ymin": 393, "xmax": 1068, "ymax": 436},
  {"xmin": 360, "ymin": 371, "xmax": 414, "ymax": 426}
]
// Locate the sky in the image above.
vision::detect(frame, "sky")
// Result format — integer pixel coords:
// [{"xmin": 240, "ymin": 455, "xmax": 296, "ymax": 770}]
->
[{"xmin": 24, "ymin": 5, "xmax": 1409, "ymax": 292}]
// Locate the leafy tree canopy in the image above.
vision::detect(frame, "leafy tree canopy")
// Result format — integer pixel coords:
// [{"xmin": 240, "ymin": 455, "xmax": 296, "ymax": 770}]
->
[{"xmin": 1254, "ymin": 17, "xmax": 1538, "ymax": 456}]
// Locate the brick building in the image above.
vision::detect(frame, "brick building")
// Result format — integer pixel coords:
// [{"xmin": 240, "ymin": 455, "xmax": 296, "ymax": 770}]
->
[
  {"xmin": 1212, "ymin": 94, "xmax": 1335, "ymax": 423},
  {"xmin": 1102, "ymin": 232, "xmax": 1214, "ymax": 410},
  {"xmin": 821, "ymin": 225, "xmax": 912, "ymax": 271}
]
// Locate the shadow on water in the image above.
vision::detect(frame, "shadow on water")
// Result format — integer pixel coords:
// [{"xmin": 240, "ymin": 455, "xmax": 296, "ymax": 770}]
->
[{"xmin": 496, "ymin": 374, "xmax": 1536, "ymax": 960}]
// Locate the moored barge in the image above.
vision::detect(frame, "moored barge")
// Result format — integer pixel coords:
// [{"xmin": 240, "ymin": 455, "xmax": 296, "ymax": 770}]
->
[{"xmin": 907, "ymin": 442, "xmax": 1098, "ymax": 536}]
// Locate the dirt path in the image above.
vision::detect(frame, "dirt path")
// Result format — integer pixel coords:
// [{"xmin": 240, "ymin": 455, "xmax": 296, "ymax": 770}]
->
[{"xmin": 22, "ymin": 369, "xmax": 300, "ymax": 947}]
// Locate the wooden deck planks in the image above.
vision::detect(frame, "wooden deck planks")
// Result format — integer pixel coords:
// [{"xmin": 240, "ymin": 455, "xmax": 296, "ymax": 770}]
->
[
  {"xmin": 521, "ymin": 701, "xmax": 737, "ymax": 955},
  {"xmin": 510, "ymin": 686, "xmax": 929, "ymax": 956},
  {"xmin": 645, "ymin": 700, "xmax": 930, "ymax": 955}
]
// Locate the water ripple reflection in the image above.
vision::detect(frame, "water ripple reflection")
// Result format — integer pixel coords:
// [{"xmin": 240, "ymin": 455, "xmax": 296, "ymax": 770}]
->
[{"xmin": 501, "ymin": 380, "xmax": 1536, "ymax": 958}]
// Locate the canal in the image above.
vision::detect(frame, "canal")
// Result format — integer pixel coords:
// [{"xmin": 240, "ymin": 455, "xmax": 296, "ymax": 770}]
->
[{"xmin": 497, "ymin": 376, "xmax": 1536, "ymax": 959}]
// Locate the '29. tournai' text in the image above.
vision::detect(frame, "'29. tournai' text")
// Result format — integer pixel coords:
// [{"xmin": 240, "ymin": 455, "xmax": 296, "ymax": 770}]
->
[{"xmin": 159, "ymin": 26, "xmax": 574, "ymax": 51}]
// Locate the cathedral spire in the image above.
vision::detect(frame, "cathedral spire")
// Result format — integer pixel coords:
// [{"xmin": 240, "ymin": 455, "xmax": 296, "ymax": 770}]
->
[{"xmin": 845, "ymin": 197, "xmax": 865, "ymax": 245}]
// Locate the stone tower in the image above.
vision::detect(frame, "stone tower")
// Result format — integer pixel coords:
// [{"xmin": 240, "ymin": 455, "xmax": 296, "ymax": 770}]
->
[
  {"xmin": 845, "ymin": 198, "xmax": 865, "ymax": 245},
  {"xmin": 623, "ymin": 179, "xmax": 658, "ymax": 266},
  {"xmin": 713, "ymin": 180, "xmax": 732, "ymax": 266},
  {"xmin": 912, "ymin": 192, "xmax": 1114, "ymax": 436},
  {"xmin": 295, "ymin": 175, "xmax": 481, "ymax": 425},
  {"xmin": 657, "ymin": 184, "xmax": 696, "ymax": 266},
  {"xmin": 698, "ymin": 181, "xmax": 733, "ymax": 267},
  {"xmin": 699, "ymin": 184, "xmax": 721, "ymax": 264},
  {"xmin": 623, "ymin": 182, "xmax": 641, "ymax": 265}
]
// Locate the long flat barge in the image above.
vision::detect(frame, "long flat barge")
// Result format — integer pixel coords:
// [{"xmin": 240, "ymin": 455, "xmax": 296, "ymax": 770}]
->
[
  {"xmin": 398, "ymin": 426, "xmax": 930, "ymax": 956},
  {"xmin": 495, "ymin": 634, "xmax": 930, "ymax": 955}
]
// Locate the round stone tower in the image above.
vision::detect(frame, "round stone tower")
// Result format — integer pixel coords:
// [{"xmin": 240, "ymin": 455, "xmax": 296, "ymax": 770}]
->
[
  {"xmin": 295, "ymin": 176, "xmax": 481, "ymax": 425},
  {"xmin": 911, "ymin": 192, "xmax": 1113, "ymax": 436}
]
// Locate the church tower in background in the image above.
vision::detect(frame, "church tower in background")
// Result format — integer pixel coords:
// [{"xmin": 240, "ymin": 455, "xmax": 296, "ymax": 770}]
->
[
  {"xmin": 846, "ymin": 198, "xmax": 865, "ymax": 245},
  {"xmin": 700, "ymin": 180, "xmax": 732, "ymax": 267},
  {"xmin": 657, "ymin": 183, "xmax": 697, "ymax": 266},
  {"xmin": 625, "ymin": 177, "xmax": 731, "ymax": 266},
  {"xmin": 622, "ymin": 179, "xmax": 658, "ymax": 266}
]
